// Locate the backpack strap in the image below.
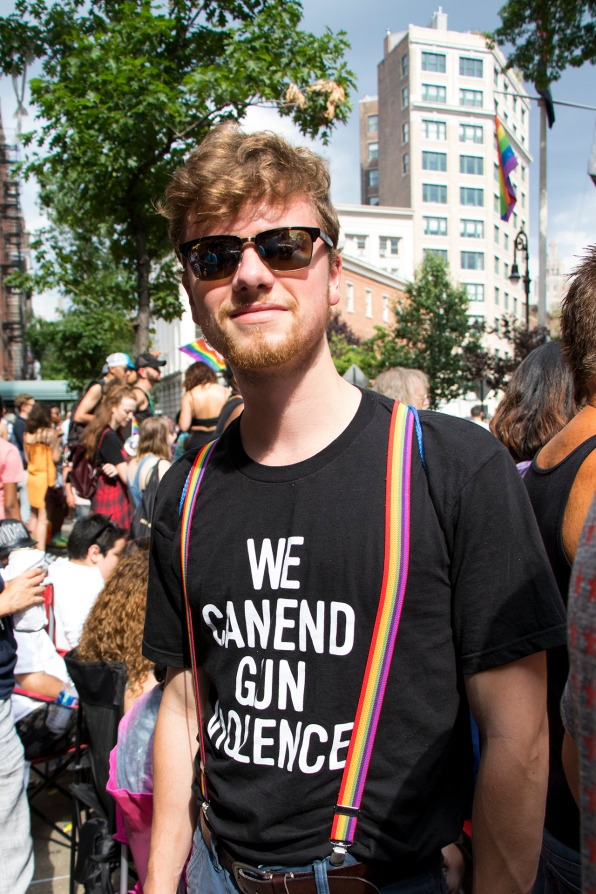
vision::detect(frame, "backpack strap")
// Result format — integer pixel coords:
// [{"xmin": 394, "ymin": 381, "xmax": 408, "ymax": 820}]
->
[{"xmin": 329, "ymin": 400, "xmax": 416, "ymax": 863}]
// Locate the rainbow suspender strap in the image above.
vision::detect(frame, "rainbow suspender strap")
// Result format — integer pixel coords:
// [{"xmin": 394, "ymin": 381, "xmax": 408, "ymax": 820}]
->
[
  {"xmin": 178, "ymin": 401, "xmax": 417, "ymax": 849},
  {"xmin": 329, "ymin": 400, "xmax": 415, "ymax": 863},
  {"xmin": 179, "ymin": 438, "xmax": 220, "ymax": 802}
]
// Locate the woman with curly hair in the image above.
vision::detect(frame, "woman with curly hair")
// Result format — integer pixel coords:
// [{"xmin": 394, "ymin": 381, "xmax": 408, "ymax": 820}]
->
[
  {"xmin": 24, "ymin": 402, "xmax": 62, "ymax": 551},
  {"xmin": 77, "ymin": 550, "xmax": 155, "ymax": 711},
  {"xmin": 82, "ymin": 382, "xmax": 136, "ymax": 530},
  {"xmin": 490, "ymin": 342, "xmax": 578, "ymax": 471},
  {"xmin": 178, "ymin": 361, "xmax": 230, "ymax": 451}
]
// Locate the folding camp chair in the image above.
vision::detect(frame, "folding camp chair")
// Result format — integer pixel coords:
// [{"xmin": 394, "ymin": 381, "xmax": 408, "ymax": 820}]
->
[{"xmin": 64, "ymin": 650, "xmax": 130, "ymax": 894}]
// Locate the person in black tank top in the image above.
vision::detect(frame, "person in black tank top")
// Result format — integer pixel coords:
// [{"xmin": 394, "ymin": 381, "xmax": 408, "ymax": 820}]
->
[{"xmin": 523, "ymin": 247, "xmax": 596, "ymax": 894}]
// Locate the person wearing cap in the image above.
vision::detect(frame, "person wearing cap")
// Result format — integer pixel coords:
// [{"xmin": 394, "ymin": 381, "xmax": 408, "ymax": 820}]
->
[
  {"xmin": 0, "ymin": 519, "xmax": 46, "ymax": 894},
  {"xmin": 73, "ymin": 352, "xmax": 135, "ymax": 429},
  {"xmin": 132, "ymin": 353, "xmax": 166, "ymax": 425}
]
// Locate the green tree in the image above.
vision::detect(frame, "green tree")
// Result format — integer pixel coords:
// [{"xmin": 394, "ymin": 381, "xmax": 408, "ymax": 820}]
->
[
  {"xmin": 368, "ymin": 255, "xmax": 484, "ymax": 408},
  {"xmin": 490, "ymin": 0, "xmax": 596, "ymax": 85},
  {"xmin": 0, "ymin": 0, "xmax": 354, "ymax": 355}
]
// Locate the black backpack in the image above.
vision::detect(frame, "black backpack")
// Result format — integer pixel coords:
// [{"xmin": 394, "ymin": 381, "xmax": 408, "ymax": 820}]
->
[{"xmin": 130, "ymin": 462, "xmax": 160, "ymax": 542}]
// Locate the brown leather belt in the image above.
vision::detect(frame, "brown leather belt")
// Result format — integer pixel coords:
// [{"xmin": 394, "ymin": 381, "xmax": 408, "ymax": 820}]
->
[{"xmin": 199, "ymin": 808, "xmax": 384, "ymax": 894}]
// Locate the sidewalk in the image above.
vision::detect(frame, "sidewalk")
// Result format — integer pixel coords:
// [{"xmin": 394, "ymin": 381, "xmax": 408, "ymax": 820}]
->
[{"xmin": 28, "ymin": 773, "xmax": 73, "ymax": 894}]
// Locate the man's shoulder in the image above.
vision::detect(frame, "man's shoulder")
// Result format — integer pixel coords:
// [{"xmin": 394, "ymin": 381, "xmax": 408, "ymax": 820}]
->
[{"xmin": 0, "ymin": 436, "xmax": 24, "ymax": 473}]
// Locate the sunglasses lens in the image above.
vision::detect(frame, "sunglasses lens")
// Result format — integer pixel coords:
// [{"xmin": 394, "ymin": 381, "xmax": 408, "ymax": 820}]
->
[
  {"xmin": 188, "ymin": 237, "xmax": 242, "ymax": 281},
  {"xmin": 256, "ymin": 228, "xmax": 314, "ymax": 271}
]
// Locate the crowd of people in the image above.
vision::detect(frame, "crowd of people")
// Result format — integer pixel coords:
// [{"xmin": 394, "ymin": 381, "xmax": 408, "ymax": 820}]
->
[{"xmin": 1, "ymin": 124, "xmax": 596, "ymax": 894}]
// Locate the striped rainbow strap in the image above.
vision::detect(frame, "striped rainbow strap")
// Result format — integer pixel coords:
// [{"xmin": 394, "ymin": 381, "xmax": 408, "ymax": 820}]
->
[
  {"xmin": 330, "ymin": 401, "xmax": 414, "ymax": 861},
  {"xmin": 179, "ymin": 438, "xmax": 219, "ymax": 802}
]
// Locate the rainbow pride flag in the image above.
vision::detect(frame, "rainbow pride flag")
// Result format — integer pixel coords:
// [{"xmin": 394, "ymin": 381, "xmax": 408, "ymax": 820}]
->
[
  {"xmin": 178, "ymin": 338, "xmax": 227, "ymax": 372},
  {"xmin": 495, "ymin": 114, "xmax": 518, "ymax": 221}
]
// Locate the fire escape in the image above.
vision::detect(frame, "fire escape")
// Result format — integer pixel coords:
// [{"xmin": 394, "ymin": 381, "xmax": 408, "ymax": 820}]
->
[{"xmin": 0, "ymin": 139, "xmax": 31, "ymax": 380}]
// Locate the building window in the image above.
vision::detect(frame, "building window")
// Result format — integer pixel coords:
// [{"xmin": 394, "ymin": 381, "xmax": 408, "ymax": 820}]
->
[
  {"xmin": 494, "ymin": 194, "xmax": 500, "ymax": 213},
  {"xmin": 460, "ymin": 219, "xmax": 484, "ymax": 238},
  {"xmin": 504, "ymin": 292, "xmax": 509, "ymax": 310},
  {"xmin": 461, "ymin": 251, "xmax": 484, "ymax": 270},
  {"xmin": 521, "ymin": 164, "xmax": 526, "ymax": 182},
  {"xmin": 514, "ymin": 297, "xmax": 518, "ymax": 315},
  {"xmin": 513, "ymin": 212, "xmax": 518, "ymax": 228},
  {"xmin": 504, "ymin": 261, "xmax": 509, "ymax": 279},
  {"xmin": 504, "ymin": 233, "xmax": 509, "ymax": 250},
  {"xmin": 421, "ymin": 51, "xmax": 446, "ymax": 73},
  {"xmin": 367, "ymin": 114, "xmax": 378, "ymax": 133},
  {"xmin": 401, "ymin": 53, "xmax": 408, "ymax": 76},
  {"xmin": 522, "ymin": 108, "xmax": 526, "ymax": 124},
  {"xmin": 494, "ymin": 225, "xmax": 499, "ymax": 243},
  {"xmin": 402, "ymin": 121, "xmax": 409, "ymax": 144},
  {"xmin": 422, "ymin": 84, "xmax": 446, "ymax": 103},
  {"xmin": 460, "ymin": 155, "xmax": 484, "ymax": 175},
  {"xmin": 459, "ymin": 56, "xmax": 483, "ymax": 77},
  {"xmin": 368, "ymin": 196, "xmax": 379, "ymax": 206},
  {"xmin": 368, "ymin": 142, "xmax": 378, "ymax": 162},
  {"xmin": 346, "ymin": 281, "xmax": 354, "ymax": 313},
  {"xmin": 382, "ymin": 295, "xmax": 390, "ymax": 323},
  {"xmin": 422, "ymin": 119, "xmax": 447, "ymax": 140},
  {"xmin": 513, "ymin": 95, "xmax": 517, "ymax": 112},
  {"xmin": 365, "ymin": 289, "xmax": 373, "ymax": 318},
  {"xmin": 422, "ymin": 151, "xmax": 447, "ymax": 172},
  {"xmin": 424, "ymin": 248, "xmax": 448, "ymax": 262},
  {"xmin": 402, "ymin": 85, "xmax": 409, "ymax": 108},
  {"xmin": 494, "ymin": 66, "xmax": 499, "ymax": 86},
  {"xmin": 379, "ymin": 237, "xmax": 399, "ymax": 256},
  {"xmin": 522, "ymin": 192, "xmax": 526, "ymax": 208},
  {"xmin": 495, "ymin": 287, "xmax": 500, "ymax": 305},
  {"xmin": 459, "ymin": 124, "xmax": 483, "ymax": 144},
  {"xmin": 423, "ymin": 183, "xmax": 447, "ymax": 203},
  {"xmin": 468, "ymin": 314, "xmax": 485, "ymax": 326},
  {"xmin": 346, "ymin": 234, "xmax": 367, "ymax": 254},
  {"xmin": 460, "ymin": 187, "xmax": 483, "ymax": 206},
  {"xmin": 494, "ymin": 162, "xmax": 500, "ymax": 183},
  {"xmin": 402, "ymin": 152, "xmax": 409, "ymax": 174},
  {"xmin": 459, "ymin": 89, "xmax": 483, "ymax": 108},
  {"xmin": 494, "ymin": 256, "xmax": 499, "ymax": 275},
  {"xmin": 465, "ymin": 283, "xmax": 485, "ymax": 302},
  {"xmin": 367, "ymin": 168, "xmax": 379, "ymax": 188},
  {"xmin": 423, "ymin": 216, "xmax": 448, "ymax": 236}
]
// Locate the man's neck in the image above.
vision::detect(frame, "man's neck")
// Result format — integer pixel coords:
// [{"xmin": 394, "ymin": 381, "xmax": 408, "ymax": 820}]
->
[{"xmin": 234, "ymin": 347, "xmax": 361, "ymax": 466}]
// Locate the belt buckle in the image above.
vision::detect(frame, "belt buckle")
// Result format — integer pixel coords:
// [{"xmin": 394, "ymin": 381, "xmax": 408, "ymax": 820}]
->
[{"xmin": 232, "ymin": 861, "xmax": 274, "ymax": 894}]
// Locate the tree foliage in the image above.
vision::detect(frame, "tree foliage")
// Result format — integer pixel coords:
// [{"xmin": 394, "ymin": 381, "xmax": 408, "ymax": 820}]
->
[
  {"xmin": 0, "ymin": 0, "xmax": 355, "ymax": 357},
  {"xmin": 490, "ymin": 0, "xmax": 596, "ymax": 85},
  {"xmin": 366, "ymin": 255, "xmax": 484, "ymax": 409},
  {"xmin": 468, "ymin": 316, "xmax": 551, "ymax": 397}
]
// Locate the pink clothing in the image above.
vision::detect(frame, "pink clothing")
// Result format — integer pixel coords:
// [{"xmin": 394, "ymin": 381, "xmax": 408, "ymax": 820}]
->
[{"xmin": 0, "ymin": 438, "xmax": 25, "ymax": 519}]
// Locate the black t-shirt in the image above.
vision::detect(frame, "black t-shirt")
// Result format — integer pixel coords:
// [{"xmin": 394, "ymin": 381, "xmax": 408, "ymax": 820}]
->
[
  {"xmin": 0, "ymin": 574, "xmax": 17, "ymax": 701},
  {"xmin": 143, "ymin": 390, "xmax": 565, "ymax": 870},
  {"xmin": 97, "ymin": 428, "xmax": 127, "ymax": 466}
]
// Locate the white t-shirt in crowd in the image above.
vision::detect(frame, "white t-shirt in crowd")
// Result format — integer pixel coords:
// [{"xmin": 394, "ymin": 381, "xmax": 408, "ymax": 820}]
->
[
  {"xmin": 47, "ymin": 558, "xmax": 105, "ymax": 652},
  {"xmin": 12, "ymin": 628, "xmax": 70, "ymax": 722}
]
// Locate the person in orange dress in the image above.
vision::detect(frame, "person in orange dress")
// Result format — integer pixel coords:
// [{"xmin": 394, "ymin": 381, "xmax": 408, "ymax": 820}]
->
[{"xmin": 23, "ymin": 403, "xmax": 61, "ymax": 552}]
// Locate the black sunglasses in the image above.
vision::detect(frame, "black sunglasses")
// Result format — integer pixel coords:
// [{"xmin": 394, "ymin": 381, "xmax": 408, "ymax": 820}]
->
[{"xmin": 178, "ymin": 226, "xmax": 334, "ymax": 282}]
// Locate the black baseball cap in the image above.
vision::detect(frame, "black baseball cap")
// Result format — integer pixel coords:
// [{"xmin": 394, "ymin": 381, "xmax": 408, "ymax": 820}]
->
[
  {"xmin": 135, "ymin": 352, "xmax": 166, "ymax": 371},
  {"xmin": 0, "ymin": 520, "xmax": 37, "ymax": 559}
]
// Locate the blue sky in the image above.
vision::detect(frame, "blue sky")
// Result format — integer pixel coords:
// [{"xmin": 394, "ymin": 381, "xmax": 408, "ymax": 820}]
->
[{"xmin": 1, "ymin": 0, "xmax": 595, "ymax": 316}]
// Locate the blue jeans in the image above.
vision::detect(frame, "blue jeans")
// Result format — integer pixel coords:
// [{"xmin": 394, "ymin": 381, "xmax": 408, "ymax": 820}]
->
[
  {"xmin": 532, "ymin": 828, "xmax": 581, "ymax": 894},
  {"xmin": 185, "ymin": 825, "xmax": 447, "ymax": 894},
  {"xmin": 0, "ymin": 699, "xmax": 33, "ymax": 894}
]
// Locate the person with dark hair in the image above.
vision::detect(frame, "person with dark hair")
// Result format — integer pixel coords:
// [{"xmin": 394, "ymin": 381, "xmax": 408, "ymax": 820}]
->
[
  {"xmin": 141, "ymin": 125, "xmax": 566, "ymax": 894},
  {"xmin": 82, "ymin": 383, "xmax": 136, "ymax": 530},
  {"xmin": 491, "ymin": 342, "xmax": 578, "ymax": 470},
  {"xmin": 523, "ymin": 247, "xmax": 596, "ymax": 893},
  {"xmin": 132, "ymin": 353, "xmax": 166, "ymax": 425},
  {"xmin": 178, "ymin": 361, "xmax": 230, "ymax": 450},
  {"xmin": 47, "ymin": 514, "xmax": 126, "ymax": 652},
  {"xmin": 23, "ymin": 402, "xmax": 61, "ymax": 552}
]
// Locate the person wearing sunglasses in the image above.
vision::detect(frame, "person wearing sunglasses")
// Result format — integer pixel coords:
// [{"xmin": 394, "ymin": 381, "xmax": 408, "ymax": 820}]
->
[{"xmin": 142, "ymin": 126, "xmax": 565, "ymax": 894}]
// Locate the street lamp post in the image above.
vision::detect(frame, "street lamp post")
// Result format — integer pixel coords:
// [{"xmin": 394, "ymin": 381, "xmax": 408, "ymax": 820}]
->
[{"xmin": 509, "ymin": 229, "xmax": 531, "ymax": 330}]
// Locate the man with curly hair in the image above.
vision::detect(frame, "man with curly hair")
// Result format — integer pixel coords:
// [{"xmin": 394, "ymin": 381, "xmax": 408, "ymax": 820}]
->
[{"xmin": 143, "ymin": 126, "xmax": 566, "ymax": 894}]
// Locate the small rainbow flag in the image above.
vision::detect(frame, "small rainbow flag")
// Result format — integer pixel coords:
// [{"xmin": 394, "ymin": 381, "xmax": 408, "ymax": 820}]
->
[
  {"xmin": 131, "ymin": 417, "xmax": 140, "ymax": 437},
  {"xmin": 495, "ymin": 114, "xmax": 518, "ymax": 222},
  {"xmin": 179, "ymin": 338, "xmax": 227, "ymax": 372}
]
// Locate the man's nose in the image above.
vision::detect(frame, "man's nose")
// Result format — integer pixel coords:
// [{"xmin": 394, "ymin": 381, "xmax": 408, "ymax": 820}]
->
[{"xmin": 232, "ymin": 243, "xmax": 276, "ymax": 287}]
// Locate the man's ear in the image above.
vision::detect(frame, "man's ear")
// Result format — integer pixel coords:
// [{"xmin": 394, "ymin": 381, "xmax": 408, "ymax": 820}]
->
[
  {"xmin": 87, "ymin": 543, "xmax": 101, "ymax": 565},
  {"xmin": 328, "ymin": 253, "xmax": 342, "ymax": 309}
]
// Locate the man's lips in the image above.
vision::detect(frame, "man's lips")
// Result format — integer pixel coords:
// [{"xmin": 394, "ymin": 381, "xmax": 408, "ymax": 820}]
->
[{"xmin": 228, "ymin": 302, "xmax": 291, "ymax": 321}]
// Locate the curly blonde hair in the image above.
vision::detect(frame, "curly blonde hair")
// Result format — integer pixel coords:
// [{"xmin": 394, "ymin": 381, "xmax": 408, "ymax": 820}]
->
[{"xmin": 77, "ymin": 551, "xmax": 153, "ymax": 697}]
